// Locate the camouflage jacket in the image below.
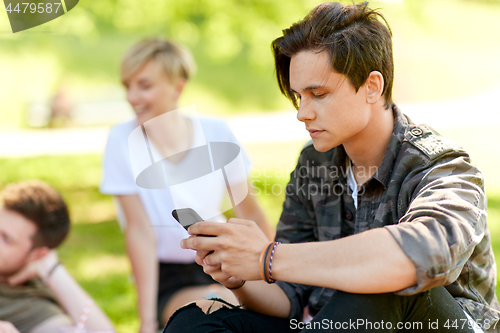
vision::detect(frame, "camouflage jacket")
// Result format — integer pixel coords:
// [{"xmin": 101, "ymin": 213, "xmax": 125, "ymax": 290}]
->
[{"xmin": 275, "ymin": 105, "xmax": 500, "ymax": 332}]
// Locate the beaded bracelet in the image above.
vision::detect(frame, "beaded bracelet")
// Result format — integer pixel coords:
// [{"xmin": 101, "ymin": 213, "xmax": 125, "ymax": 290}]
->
[{"xmin": 266, "ymin": 242, "xmax": 281, "ymax": 283}]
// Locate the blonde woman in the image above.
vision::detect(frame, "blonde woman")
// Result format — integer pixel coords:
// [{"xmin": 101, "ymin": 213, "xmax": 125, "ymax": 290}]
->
[{"xmin": 100, "ymin": 39, "xmax": 273, "ymax": 333}]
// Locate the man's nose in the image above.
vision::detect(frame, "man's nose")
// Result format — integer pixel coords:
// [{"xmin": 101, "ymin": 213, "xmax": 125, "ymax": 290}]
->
[{"xmin": 297, "ymin": 101, "xmax": 315, "ymax": 122}]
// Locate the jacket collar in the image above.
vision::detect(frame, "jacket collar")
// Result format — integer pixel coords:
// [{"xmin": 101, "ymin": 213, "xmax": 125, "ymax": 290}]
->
[{"xmin": 330, "ymin": 104, "xmax": 409, "ymax": 189}]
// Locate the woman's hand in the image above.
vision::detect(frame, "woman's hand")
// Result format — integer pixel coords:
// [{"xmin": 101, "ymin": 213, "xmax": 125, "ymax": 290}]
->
[{"xmin": 181, "ymin": 218, "xmax": 270, "ymax": 281}]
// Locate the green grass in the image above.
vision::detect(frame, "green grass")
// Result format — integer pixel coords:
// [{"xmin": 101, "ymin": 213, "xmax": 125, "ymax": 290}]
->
[
  {"xmin": 1, "ymin": 153, "xmax": 499, "ymax": 331},
  {"xmin": 0, "ymin": 155, "xmax": 115, "ymax": 223},
  {"xmin": 58, "ymin": 221, "xmax": 137, "ymax": 332}
]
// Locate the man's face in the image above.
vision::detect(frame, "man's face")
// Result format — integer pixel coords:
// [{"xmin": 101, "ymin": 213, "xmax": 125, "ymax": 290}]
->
[
  {"xmin": 0, "ymin": 208, "xmax": 37, "ymax": 276},
  {"xmin": 290, "ymin": 50, "xmax": 372, "ymax": 152}
]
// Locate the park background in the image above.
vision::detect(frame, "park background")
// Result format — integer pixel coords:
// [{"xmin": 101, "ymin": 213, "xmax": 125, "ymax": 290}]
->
[{"xmin": 1, "ymin": 0, "xmax": 500, "ymax": 331}]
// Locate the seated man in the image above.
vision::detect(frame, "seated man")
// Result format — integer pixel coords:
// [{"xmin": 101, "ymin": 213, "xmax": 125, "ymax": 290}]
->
[
  {"xmin": 166, "ymin": 2, "xmax": 500, "ymax": 333},
  {"xmin": 0, "ymin": 181, "xmax": 114, "ymax": 333}
]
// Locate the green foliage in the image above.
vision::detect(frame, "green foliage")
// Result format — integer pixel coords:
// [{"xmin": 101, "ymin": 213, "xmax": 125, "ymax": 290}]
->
[
  {"xmin": 0, "ymin": 0, "xmax": 317, "ymax": 119},
  {"xmin": 2, "ymin": 0, "xmax": 500, "ymax": 128}
]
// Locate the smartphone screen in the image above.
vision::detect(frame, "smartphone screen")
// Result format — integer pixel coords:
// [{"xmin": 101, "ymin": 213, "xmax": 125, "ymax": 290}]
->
[{"xmin": 172, "ymin": 208, "xmax": 204, "ymax": 230}]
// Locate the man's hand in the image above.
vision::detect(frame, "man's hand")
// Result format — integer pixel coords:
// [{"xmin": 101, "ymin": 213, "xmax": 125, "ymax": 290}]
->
[
  {"xmin": 181, "ymin": 218, "xmax": 270, "ymax": 281},
  {"xmin": 202, "ymin": 261, "xmax": 245, "ymax": 289},
  {"xmin": 7, "ymin": 250, "xmax": 59, "ymax": 286},
  {"xmin": 0, "ymin": 321, "xmax": 20, "ymax": 333}
]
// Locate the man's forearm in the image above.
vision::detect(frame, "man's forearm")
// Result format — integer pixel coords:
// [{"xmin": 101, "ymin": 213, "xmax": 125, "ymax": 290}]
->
[
  {"xmin": 273, "ymin": 228, "xmax": 417, "ymax": 293},
  {"xmin": 231, "ymin": 280, "xmax": 291, "ymax": 318},
  {"xmin": 185, "ymin": 221, "xmax": 416, "ymax": 303}
]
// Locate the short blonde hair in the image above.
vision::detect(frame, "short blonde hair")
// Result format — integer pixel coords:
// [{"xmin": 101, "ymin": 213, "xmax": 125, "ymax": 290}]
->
[{"xmin": 121, "ymin": 38, "xmax": 196, "ymax": 84}]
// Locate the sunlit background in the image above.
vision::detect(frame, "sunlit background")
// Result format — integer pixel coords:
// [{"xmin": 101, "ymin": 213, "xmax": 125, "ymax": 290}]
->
[{"xmin": 1, "ymin": 0, "xmax": 500, "ymax": 331}]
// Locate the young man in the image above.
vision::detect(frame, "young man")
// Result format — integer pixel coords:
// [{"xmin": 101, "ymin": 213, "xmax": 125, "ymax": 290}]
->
[
  {"xmin": 0, "ymin": 181, "xmax": 114, "ymax": 333},
  {"xmin": 166, "ymin": 2, "xmax": 499, "ymax": 333}
]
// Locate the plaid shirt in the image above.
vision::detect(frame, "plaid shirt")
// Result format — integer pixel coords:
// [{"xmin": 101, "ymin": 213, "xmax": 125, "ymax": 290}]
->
[{"xmin": 275, "ymin": 105, "xmax": 500, "ymax": 331}]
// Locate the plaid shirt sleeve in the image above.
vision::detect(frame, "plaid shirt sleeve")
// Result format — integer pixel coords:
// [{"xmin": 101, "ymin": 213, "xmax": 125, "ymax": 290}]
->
[{"xmin": 385, "ymin": 152, "xmax": 489, "ymax": 295}]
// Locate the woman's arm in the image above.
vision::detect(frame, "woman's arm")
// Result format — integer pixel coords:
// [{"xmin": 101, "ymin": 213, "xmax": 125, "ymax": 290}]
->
[
  {"xmin": 232, "ymin": 181, "xmax": 274, "ymax": 240},
  {"xmin": 117, "ymin": 195, "xmax": 159, "ymax": 333}
]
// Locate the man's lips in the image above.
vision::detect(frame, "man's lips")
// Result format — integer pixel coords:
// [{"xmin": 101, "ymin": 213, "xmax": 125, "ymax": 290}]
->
[{"xmin": 307, "ymin": 129, "xmax": 323, "ymax": 138}]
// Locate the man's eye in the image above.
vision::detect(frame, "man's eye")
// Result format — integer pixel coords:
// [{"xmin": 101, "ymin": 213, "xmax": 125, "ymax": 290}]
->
[{"xmin": 313, "ymin": 93, "xmax": 326, "ymax": 98}]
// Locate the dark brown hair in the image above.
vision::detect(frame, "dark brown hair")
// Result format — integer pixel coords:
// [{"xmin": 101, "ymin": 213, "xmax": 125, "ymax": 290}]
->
[
  {"xmin": 2, "ymin": 181, "xmax": 70, "ymax": 248},
  {"xmin": 272, "ymin": 1, "xmax": 394, "ymax": 109}
]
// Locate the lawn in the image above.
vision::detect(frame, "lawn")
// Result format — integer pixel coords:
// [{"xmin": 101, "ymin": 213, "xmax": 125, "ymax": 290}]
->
[{"xmin": 0, "ymin": 151, "xmax": 499, "ymax": 332}]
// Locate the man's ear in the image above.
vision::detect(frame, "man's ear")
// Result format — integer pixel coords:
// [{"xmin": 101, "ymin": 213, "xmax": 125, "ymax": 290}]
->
[
  {"xmin": 365, "ymin": 71, "xmax": 384, "ymax": 104},
  {"xmin": 26, "ymin": 246, "xmax": 50, "ymax": 263}
]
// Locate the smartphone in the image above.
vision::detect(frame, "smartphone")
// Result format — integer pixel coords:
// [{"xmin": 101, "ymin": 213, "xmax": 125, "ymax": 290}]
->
[{"xmin": 172, "ymin": 208, "xmax": 204, "ymax": 230}]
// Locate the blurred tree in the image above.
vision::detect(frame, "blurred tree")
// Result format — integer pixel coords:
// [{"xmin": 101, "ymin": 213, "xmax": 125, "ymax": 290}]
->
[
  {"xmin": 34, "ymin": 0, "xmax": 319, "ymax": 113},
  {"xmin": 78, "ymin": 0, "xmax": 314, "ymax": 66},
  {"xmin": 2, "ymin": 0, "xmax": 499, "ymax": 126}
]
